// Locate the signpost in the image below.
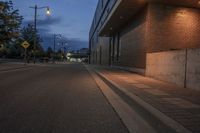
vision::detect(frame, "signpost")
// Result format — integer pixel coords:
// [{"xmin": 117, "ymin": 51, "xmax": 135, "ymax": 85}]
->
[{"xmin": 21, "ymin": 41, "xmax": 30, "ymax": 64}]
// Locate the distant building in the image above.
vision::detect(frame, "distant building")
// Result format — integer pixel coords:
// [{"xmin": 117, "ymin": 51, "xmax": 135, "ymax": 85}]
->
[
  {"xmin": 78, "ymin": 48, "xmax": 89, "ymax": 54},
  {"xmin": 89, "ymin": 0, "xmax": 200, "ymax": 91},
  {"xmin": 67, "ymin": 48, "xmax": 89, "ymax": 63}
]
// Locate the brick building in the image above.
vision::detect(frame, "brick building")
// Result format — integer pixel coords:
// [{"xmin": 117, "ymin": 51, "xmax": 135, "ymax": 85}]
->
[{"xmin": 89, "ymin": 0, "xmax": 200, "ymax": 91}]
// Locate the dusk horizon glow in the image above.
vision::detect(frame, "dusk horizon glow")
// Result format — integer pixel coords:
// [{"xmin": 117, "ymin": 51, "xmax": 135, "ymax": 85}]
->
[{"xmin": 11, "ymin": 0, "xmax": 98, "ymax": 51}]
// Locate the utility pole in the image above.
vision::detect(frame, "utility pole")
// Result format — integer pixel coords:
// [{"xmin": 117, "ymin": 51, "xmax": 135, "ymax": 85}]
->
[
  {"xmin": 30, "ymin": 5, "xmax": 51, "ymax": 63},
  {"xmin": 33, "ymin": 5, "xmax": 37, "ymax": 64},
  {"xmin": 53, "ymin": 34, "xmax": 62, "ymax": 63},
  {"xmin": 53, "ymin": 34, "xmax": 56, "ymax": 63}
]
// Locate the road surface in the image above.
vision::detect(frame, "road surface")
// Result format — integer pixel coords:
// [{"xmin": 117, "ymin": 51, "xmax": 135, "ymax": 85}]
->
[{"xmin": 0, "ymin": 63, "xmax": 128, "ymax": 133}]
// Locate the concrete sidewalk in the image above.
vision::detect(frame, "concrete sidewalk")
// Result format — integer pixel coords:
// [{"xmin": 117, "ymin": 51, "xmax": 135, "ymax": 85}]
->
[{"xmin": 90, "ymin": 65, "xmax": 200, "ymax": 133}]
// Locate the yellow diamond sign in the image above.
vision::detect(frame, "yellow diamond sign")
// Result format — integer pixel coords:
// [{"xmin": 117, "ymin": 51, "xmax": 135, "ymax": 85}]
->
[{"xmin": 21, "ymin": 41, "xmax": 30, "ymax": 49}]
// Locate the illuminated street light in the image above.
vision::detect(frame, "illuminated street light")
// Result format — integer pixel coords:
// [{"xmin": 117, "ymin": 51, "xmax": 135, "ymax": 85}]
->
[
  {"xmin": 30, "ymin": 5, "xmax": 51, "ymax": 63},
  {"xmin": 46, "ymin": 7, "xmax": 51, "ymax": 15}
]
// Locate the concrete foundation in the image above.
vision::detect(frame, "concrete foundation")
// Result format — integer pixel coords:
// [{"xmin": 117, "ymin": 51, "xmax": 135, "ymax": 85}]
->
[
  {"xmin": 146, "ymin": 48, "xmax": 200, "ymax": 91},
  {"xmin": 146, "ymin": 50, "xmax": 186, "ymax": 87},
  {"xmin": 187, "ymin": 48, "xmax": 200, "ymax": 91}
]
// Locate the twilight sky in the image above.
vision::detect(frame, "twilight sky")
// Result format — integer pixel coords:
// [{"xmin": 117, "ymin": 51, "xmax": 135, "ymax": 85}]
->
[{"xmin": 11, "ymin": 0, "xmax": 98, "ymax": 51}]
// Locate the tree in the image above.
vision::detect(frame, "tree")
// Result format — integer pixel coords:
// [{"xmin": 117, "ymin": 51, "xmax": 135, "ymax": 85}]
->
[
  {"xmin": 0, "ymin": 1, "xmax": 23, "ymax": 46},
  {"xmin": 19, "ymin": 24, "xmax": 44, "ymax": 58},
  {"xmin": 0, "ymin": 1, "xmax": 23, "ymax": 58},
  {"xmin": 46, "ymin": 47, "xmax": 53, "ymax": 58},
  {"xmin": 20, "ymin": 24, "xmax": 42, "ymax": 50}
]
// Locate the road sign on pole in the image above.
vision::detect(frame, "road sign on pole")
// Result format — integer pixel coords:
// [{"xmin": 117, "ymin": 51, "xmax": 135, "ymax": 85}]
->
[
  {"xmin": 21, "ymin": 41, "xmax": 30, "ymax": 49},
  {"xmin": 21, "ymin": 41, "xmax": 30, "ymax": 64}
]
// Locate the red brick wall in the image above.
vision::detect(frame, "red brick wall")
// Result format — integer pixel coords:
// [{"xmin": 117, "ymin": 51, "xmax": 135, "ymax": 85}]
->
[
  {"xmin": 116, "ymin": 7, "xmax": 148, "ymax": 69},
  {"xmin": 91, "ymin": 3, "xmax": 200, "ymax": 73},
  {"xmin": 147, "ymin": 4, "xmax": 200, "ymax": 53},
  {"xmin": 99, "ymin": 37, "xmax": 110, "ymax": 65},
  {"xmin": 146, "ymin": 4, "xmax": 200, "ymax": 90}
]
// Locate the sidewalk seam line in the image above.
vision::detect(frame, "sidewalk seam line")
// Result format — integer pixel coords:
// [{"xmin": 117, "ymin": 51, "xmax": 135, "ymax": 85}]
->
[
  {"xmin": 85, "ymin": 65, "xmax": 156, "ymax": 133},
  {"xmin": 94, "ymin": 69, "xmax": 192, "ymax": 133}
]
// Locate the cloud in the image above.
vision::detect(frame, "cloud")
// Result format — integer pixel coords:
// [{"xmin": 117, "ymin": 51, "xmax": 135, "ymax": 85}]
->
[
  {"xmin": 22, "ymin": 16, "xmax": 62, "ymax": 36},
  {"xmin": 40, "ymin": 32, "xmax": 88, "ymax": 51},
  {"xmin": 38, "ymin": 28, "xmax": 51, "ymax": 34},
  {"xmin": 22, "ymin": 17, "xmax": 89, "ymax": 51},
  {"xmin": 22, "ymin": 16, "xmax": 62, "ymax": 27},
  {"xmin": 37, "ymin": 17, "xmax": 62, "ymax": 26}
]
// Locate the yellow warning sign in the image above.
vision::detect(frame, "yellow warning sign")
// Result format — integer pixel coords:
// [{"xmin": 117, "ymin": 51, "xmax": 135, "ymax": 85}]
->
[{"xmin": 21, "ymin": 41, "xmax": 30, "ymax": 49}]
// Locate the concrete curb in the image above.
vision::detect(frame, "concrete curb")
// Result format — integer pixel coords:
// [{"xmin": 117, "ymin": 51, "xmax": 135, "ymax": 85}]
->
[
  {"xmin": 94, "ymin": 69, "xmax": 192, "ymax": 133},
  {"xmin": 85, "ymin": 65, "xmax": 156, "ymax": 133}
]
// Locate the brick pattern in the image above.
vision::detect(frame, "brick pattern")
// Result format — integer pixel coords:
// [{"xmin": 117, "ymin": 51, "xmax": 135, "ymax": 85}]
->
[
  {"xmin": 90, "ymin": 3, "xmax": 200, "ymax": 92},
  {"xmin": 147, "ymin": 4, "xmax": 200, "ymax": 53},
  {"xmin": 91, "ymin": 3, "xmax": 200, "ymax": 64},
  {"xmin": 99, "ymin": 37, "xmax": 110, "ymax": 65},
  {"xmin": 95, "ymin": 67, "xmax": 200, "ymax": 133},
  {"xmin": 118, "ymin": 8, "xmax": 147, "ymax": 69}
]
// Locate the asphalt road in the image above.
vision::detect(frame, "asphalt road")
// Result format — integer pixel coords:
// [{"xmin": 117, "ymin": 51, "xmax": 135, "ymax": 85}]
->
[{"xmin": 0, "ymin": 63, "xmax": 128, "ymax": 133}]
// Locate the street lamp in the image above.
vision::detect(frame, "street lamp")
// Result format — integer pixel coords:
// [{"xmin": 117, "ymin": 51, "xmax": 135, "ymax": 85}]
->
[
  {"xmin": 30, "ymin": 5, "xmax": 51, "ymax": 64},
  {"xmin": 60, "ymin": 41, "xmax": 68, "ymax": 53},
  {"xmin": 59, "ymin": 41, "xmax": 68, "ymax": 61},
  {"xmin": 46, "ymin": 7, "xmax": 51, "ymax": 15}
]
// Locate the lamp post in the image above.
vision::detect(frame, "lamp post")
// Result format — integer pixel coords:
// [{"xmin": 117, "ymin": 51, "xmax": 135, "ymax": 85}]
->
[
  {"xmin": 53, "ymin": 34, "xmax": 62, "ymax": 63},
  {"xmin": 30, "ymin": 5, "xmax": 51, "ymax": 64},
  {"xmin": 60, "ymin": 41, "xmax": 68, "ymax": 61},
  {"xmin": 60, "ymin": 41, "xmax": 68, "ymax": 53}
]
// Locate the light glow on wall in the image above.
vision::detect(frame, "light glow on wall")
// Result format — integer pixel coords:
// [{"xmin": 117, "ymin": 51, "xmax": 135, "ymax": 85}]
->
[{"xmin": 169, "ymin": 7, "xmax": 200, "ymax": 49}]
